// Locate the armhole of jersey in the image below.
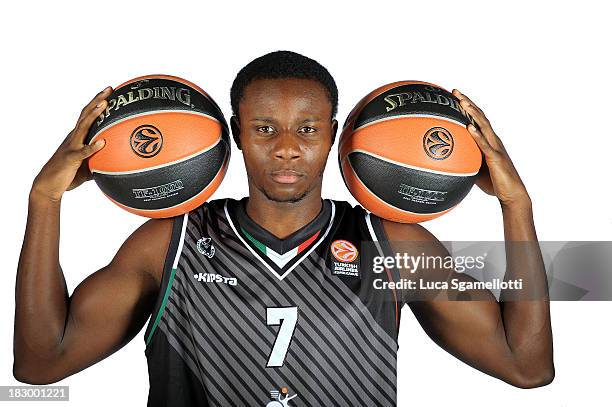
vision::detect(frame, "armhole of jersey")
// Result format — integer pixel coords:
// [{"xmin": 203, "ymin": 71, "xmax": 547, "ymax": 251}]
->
[
  {"xmin": 364, "ymin": 212, "xmax": 406, "ymax": 313},
  {"xmin": 144, "ymin": 213, "xmax": 189, "ymax": 348}
]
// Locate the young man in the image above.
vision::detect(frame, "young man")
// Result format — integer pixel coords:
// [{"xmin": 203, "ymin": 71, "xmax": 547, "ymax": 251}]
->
[{"xmin": 14, "ymin": 51, "xmax": 554, "ymax": 406}]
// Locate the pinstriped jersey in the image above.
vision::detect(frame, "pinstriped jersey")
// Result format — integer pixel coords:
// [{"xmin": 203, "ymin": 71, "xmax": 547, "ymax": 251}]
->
[{"xmin": 143, "ymin": 198, "xmax": 402, "ymax": 407}]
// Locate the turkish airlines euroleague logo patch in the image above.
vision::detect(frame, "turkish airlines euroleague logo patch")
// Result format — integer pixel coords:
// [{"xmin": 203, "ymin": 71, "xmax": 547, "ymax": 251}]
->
[
  {"xmin": 130, "ymin": 124, "xmax": 163, "ymax": 158},
  {"xmin": 423, "ymin": 127, "xmax": 453, "ymax": 160},
  {"xmin": 330, "ymin": 240, "xmax": 360, "ymax": 278},
  {"xmin": 331, "ymin": 240, "xmax": 359, "ymax": 262}
]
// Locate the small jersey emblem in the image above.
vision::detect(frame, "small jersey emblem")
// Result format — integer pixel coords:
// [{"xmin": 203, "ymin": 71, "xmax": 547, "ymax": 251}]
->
[
  {"xmin": 265, "ymin": 387, "xmax": 297, "ymax": 407},
  {"xmin": 330, "ymin": 240, "xmax": 360, "ymax": 278},
  {"xmin": 331, "ymin": 239, "xmax": 359, "ymax": 262},
  {"xmin": 197, "ymin": 237, "xmax": 215, "ymax": 258}
]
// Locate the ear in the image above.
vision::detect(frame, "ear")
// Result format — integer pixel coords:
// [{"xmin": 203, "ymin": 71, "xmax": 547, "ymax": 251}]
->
[
  {"xmin": 230, "ymin": 116, "xmax": 242, "ymax": 150},
  {"xmin": 330, "ymin": 119, "xmax": 339, "ymax": 148}
]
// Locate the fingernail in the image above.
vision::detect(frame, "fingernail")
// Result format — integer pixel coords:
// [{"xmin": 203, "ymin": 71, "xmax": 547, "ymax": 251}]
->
[
  {"xmin": 95, "ymin": 139, "xmax": 105, "ymax": 147},
  {"xmin": 96, "ymin": 101, "xmax": 105, "ymax": 108}
]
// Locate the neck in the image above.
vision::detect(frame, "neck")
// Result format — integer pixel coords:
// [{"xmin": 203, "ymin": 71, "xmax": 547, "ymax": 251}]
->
[{"xmin": 245, "ymin": 186, "xmax": 323, "ymax": 239}]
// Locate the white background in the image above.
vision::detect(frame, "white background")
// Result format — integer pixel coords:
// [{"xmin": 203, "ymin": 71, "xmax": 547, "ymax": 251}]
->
[{"xmin": 1, "ymin": 0, "xmax": 611, "ymax": 406}]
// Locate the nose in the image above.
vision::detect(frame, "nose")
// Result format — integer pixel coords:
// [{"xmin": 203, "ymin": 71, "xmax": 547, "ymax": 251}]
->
[{"xmin": 273, "ymin": 131, "xmax": 301, "ymax": 161}]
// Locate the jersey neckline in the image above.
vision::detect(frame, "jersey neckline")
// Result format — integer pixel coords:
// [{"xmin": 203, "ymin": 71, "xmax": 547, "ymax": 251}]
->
[
  {"xmin": 224, "ymin": 198, "xmax": 336, "ymax": 280},
  {"xmin": 233, "ymin": 197, "xmax": 331, "ymax": 255}
]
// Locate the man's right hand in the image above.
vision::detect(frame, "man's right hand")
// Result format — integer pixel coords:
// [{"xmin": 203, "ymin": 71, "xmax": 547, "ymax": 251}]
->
[
  {"xmin": 15, "ymin": 84, "xmax": 177, "ymax": 385},
  {"xmin": 31, "ymin": 86, "xmax": 113, "ymax": 202}
]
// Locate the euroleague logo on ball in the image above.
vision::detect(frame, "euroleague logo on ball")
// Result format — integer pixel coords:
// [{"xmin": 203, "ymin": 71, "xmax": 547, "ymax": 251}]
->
[
  {"xmin": 331, "ymin": 240, "xmax": 359, "ymax": 263},
  {"xmin": 130, "ymin": 124, "xmax": 163, "ymax": 158},
  {"xmin": 423, "ymin": 127, "xmax": 454, "ymax": 160}
]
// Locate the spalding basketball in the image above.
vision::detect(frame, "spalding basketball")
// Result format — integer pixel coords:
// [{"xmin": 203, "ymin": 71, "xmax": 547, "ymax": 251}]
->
[
  {"xmin": 86, "ymin": 75, "xmax": 230, "ymax": 218},
  {"xmin": 339, "ymin": 81, "xmax": 482, "ymax": 223}
]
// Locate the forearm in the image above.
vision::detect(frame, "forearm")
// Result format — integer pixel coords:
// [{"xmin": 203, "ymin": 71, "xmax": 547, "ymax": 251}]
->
[
  {"xmin": 14, "ymin": 190, "xmax": 70, "ymax": 366},
  {"xmin": 499, "ymin": 200, "xmax": 553, "ymax": 381}
]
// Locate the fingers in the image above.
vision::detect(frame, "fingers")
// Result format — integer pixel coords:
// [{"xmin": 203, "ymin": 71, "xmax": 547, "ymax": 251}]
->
[
  {"xmin": 74, "ymin": 98, "xmax": 108, "ymax": 138},
  {"xmin": 453, "ymin": 89, "xmax": 490, "ymax": 132},
  {"xmin": 78, "ymin": 86, "xmax": 113, "ymax": 121},
  {"xmin": 461, "ymin": 101, "xmax": 496, "ymax": 143},
  {"xmin": 467, "ymin": 124, "xmax": 501, "ymax": 160},
  {"xmin": 453, "ymin": 88, "xmax": 506, "ymax": 152},
  {"xmin": 452, "ymin": 89, "xmax": 483, "ymax": 113},
  {"xmin": 453, "ymin": 89, "xmax": 489, "ymax": 125},
  {"xmin": 71, "ymin": 86, "xmax": 113, "ymax": 145},
  {"xmin": 81, "ymin": 138, "xmax": 106, "ymax": 158},
  {"xmin": 67, "ymin": 138, "xmax": 106, "ymax": 161}
]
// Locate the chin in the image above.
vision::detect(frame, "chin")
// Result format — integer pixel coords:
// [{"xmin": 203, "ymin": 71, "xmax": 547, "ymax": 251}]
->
[
  {"xmin": 262, "ymin": 185, "xmax": 310, "ymax": 203},
  {"xmin": 265, "ymin": 191, "xmax": 308, "ymax": 203}
]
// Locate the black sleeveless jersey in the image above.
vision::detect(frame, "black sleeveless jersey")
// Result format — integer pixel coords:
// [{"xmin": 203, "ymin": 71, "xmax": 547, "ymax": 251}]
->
[{"xmin": 143, "ymin": 198, "xmax": 403, "ymax": 407}]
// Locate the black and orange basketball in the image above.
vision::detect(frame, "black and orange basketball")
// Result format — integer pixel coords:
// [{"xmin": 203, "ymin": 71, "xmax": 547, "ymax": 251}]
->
[
  {"xmin": 339, "ymin": 81, "xmax": 482, "ymax": 223},
  {"xmin": 86, "ymin": 75, "xmax": 230, "ymax": 218}
]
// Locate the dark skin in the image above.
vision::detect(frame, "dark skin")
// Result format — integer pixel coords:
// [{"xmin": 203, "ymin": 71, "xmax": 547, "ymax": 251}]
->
[
  {"xmin": 379, "ymin": 89, "xmax": 554, "ymax": 388},
  {"xmin": 14, "ymin": 88, "xmax": 173, "ymax": 384},
  {"xmin": 230, "ymin": 78, "xmax": 337, "ymax": 238},
  {"xmin": 14, "ymin": 78, "xmax": 553, "ymax": 389}
]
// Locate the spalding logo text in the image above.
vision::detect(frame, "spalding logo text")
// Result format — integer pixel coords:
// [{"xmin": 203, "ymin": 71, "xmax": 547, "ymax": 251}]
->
[{"xmin": 96, "ymin": 86, "xmax": 192, "ymax": 126}]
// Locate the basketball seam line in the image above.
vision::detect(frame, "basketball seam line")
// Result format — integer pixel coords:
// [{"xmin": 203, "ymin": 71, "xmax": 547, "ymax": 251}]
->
[
  {"xmin": 88, "ymin": 110, "xmax": 222, "ymax": 144},
  {"xmin": 101, "ymin": 154, "xmax": 229, "ymax": 212},
  {"xmin": 352, "ymin": 113, "xmax": 467, "ymax": 132},
  {"xmin": 91, "ymin": 134, "xmax": 224, "ymax": 175},
  {"xmin": 344, "ymin": 158, "xmax": 457, "ymax": 217},
  {"xmin": 347, "ymin": 149, "xmax": 479, "ymax": 177}
]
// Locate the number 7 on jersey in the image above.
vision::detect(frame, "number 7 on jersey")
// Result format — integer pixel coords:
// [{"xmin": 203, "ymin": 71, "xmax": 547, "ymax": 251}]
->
[{"xmin": 266, "ymin": 307, "xmax": 298, "ymax": 367}]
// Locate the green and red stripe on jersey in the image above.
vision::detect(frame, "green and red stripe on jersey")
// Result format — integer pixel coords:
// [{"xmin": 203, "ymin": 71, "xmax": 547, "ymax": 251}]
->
[{"xmin": 241, "ymin": 227, "xmax": 321, "ymax": 269}]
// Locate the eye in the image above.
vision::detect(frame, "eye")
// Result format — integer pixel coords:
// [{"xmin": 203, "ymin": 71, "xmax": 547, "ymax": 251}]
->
[
  {"xmin": 298, "ymin": 126, "xmax": 317, "ymax": 134},
  {"xmin": 256, "ymin": 125, "xmax": 275, "ymax": 134}
]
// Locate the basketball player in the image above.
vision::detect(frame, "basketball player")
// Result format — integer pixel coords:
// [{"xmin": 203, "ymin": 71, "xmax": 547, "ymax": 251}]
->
[{"xmin": 14, "ymin": 51, "xmax": 554, "ymax": 406}]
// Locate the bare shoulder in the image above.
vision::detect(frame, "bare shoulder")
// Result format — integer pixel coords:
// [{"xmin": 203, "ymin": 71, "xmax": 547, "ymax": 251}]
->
[
  {"xmin": 112, "ymin": 217, "xmax": 175, "ymax": 287},
  {"xmin": 379, "ymin": 218, "xmax": 448, "ymax": 256},
  {"xmin": 380, "ymin": 218, "xmax": 438, "ymax": 242}
]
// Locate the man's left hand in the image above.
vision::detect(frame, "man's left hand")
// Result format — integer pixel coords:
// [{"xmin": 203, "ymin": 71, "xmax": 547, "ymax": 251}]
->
[{"xmin": 452, "ymin": 89, "xmax": 531, "ymax": 209}]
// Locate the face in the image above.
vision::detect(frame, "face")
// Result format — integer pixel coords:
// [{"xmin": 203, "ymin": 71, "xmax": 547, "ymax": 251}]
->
[{"xmin": 231, "ymin": 78, "xmax": 337, "ymax": 203}]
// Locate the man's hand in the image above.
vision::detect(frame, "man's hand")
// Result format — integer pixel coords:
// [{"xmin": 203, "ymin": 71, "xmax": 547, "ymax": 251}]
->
[
  {"xmin": 31, "ymin": 86, "xmax": 113, "ymax": 202},
  {"xmin": 453, "ymin": 89, "xmax": 531, "ymax": 209},
  {"xmin": 381, "ymin": 90, "xmax": 554, "ymax": 388}
]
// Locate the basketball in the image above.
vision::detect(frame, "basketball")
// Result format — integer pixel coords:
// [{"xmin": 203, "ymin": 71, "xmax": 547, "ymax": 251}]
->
[
  {"xmin": 339, "ymin": 81, "xmax": 482, "ymax": 223},
  {"xmin": 86, "ymin": 74, "xmax": 230, "ymax": 218}
]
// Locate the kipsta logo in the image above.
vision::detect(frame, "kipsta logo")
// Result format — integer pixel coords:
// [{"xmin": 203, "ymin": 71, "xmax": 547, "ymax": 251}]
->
[
  {"xmin": 423, "ymin": 127, "xmax": 454, "ymax": 160},
  {"xmin": 130, "ymin": 124, "xmax": 163, "ymax": 158}
]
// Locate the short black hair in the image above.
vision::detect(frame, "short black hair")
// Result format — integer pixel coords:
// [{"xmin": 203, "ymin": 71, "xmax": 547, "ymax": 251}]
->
[{"xmin": 230, "ymin": 50, "xmax": 338, "ymax": 118}]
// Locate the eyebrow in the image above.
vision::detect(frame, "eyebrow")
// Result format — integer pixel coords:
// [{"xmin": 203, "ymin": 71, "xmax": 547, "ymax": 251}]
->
[{"xmin": 299, "ymin": 117, "xmax": 323, "ymax": 123}]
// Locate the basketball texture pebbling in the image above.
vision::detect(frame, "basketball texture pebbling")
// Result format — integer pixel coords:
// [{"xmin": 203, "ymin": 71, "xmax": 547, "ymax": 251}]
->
[
  {"xmin": 339, "ymin": 81, "xmax": 482, "ymax": 223},
  {"xmin": 86, "ymin": 75, "xmax": 230, "ymax": 218}
]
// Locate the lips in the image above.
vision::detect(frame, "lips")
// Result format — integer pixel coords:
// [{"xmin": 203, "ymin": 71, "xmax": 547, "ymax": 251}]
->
[{"xmin": 270, "ymin": 169, "xmax": 305, "ymax": 184}]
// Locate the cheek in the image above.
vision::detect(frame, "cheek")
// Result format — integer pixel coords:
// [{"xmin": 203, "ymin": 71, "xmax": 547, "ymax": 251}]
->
[
  {"xmin": 241, "ymin": 149, "xmax": 264, "ymax": 180},
  {"xmin": 242, "ymin": 141, "xmax": 269, "ymax": 166},
  {"xmin": 303, "ymin": 142, "xmax": 331, "ymax": 170}
]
